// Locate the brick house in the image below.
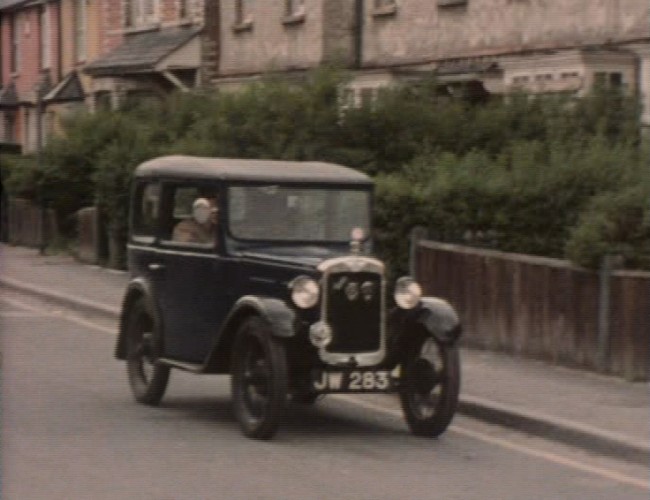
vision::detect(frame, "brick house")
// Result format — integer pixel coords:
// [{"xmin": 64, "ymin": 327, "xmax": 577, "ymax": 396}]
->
[
  {"xmin": 43, "ymin": 0, "xmax": 106, "ymax": 136},
  {"xmin": 0, "ymin": 0, "xmax": 61, "ymax": 152},
  {"xmin": 83, "ymin": 0, "xmax": 219, "ymax": 108},
  {"xmin": 214, "ymin": 0, "xmax": 650, "ymax": 130}
]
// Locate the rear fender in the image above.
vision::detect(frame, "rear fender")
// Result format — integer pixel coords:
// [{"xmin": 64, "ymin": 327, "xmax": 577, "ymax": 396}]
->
[{"xmin": 115, "ymin": 278, "xmax": 159, "ymax": 360}]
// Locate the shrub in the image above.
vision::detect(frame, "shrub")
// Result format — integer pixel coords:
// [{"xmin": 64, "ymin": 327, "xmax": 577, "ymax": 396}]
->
[{"xmin": 566, "ymin": 183, "xmax": 650, "ymax": 270}]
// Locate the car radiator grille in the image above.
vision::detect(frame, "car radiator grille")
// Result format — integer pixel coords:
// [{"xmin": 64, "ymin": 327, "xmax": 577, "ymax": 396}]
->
[{"xmin": 325, "ymin": 271, "xmax": 382, "ymax": 353}]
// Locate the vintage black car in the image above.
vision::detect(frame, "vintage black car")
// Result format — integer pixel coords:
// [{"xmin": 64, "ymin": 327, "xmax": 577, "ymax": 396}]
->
[{"xmin": 116, "ymin": 156, "xmax": 461, "ymax": 439}]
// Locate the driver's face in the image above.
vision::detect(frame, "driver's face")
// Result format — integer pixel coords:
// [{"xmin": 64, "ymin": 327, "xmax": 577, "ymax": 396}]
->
[{"xmin": 207, "ymin": 198, "xmax": 218, "ymax": 224}]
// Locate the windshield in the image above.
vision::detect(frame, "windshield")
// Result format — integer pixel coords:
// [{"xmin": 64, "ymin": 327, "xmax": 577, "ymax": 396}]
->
[{"xmin": 228, "ymin": 185, "xmax": 371, "ymax": 242}]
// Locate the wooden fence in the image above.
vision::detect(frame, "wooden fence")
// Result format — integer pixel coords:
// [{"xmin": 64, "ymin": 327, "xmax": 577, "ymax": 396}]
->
[
  {"xmin": 5, "ymin": 198, "xmax": 57, "ymax": 248},
  {"xmin": 415, "ymin": 240, "xmax": 650, "ymax": 381}
]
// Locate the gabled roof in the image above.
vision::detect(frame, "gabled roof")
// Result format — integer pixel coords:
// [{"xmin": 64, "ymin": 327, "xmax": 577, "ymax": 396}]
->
[
  {"xmin": 84, "ymin": 26, "xmax": 201, "ymax": 77},
  {"xmin": 44, "ymin": 71, "xmax": 85, "ymax": 103},
  {"xmin": 135, "ymin": 156, "xmax": 373, "ymax": 185},
  {"xmin": 0, "ymin": 82, "xmax": 18, "ymax": 108},
  {"xmin": 0, "ymin": 0, "xmax": 30, "ymax": 12}
]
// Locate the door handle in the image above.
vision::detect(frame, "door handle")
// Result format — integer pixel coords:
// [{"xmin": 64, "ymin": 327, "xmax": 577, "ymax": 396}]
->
[{"xmin": 148, "ymin": 263, "xmax": 165, "ymax": 271}]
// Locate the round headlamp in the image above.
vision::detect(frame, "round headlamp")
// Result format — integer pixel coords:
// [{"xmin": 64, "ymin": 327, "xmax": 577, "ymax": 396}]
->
[
  {"xmin": 394, "ymin": 277, "xmax": 422, "ymax": 309},
  {"xmin": 290, "ymin": 276, "xmax": 320, "ymax": 309}
]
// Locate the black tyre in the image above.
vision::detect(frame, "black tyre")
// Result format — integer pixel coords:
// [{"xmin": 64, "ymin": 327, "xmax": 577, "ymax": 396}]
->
[
  {"xmin": 231, "ymin": 316, "xmax": 288, "ymax": 440},
  {"xmin": 125, "ymin": 298, "xmax": 170, "ymax": 406},
  {"xmin": 291, "ymin": 392, "xmax": 321, "ymax": 405},
  {"xmin": 399, "ymin": 336, "xmax": 460, "ymax": 437}
]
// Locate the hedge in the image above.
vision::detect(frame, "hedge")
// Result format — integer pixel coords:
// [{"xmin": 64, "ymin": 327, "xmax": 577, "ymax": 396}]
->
[{"xmin": 2, "ymin": 68, "xmax": 646, "ymax": 271}]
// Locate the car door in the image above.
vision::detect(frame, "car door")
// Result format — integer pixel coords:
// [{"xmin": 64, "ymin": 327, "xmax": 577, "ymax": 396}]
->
[{"xmin": 151, "ymin": 182, "xmax": 229, "ymax": 364}]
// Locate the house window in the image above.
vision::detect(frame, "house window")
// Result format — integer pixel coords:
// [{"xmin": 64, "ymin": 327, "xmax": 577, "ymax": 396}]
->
[
  {"xmin": 10, "ymin": 14, "xmax": 21, "ymax": 73},
  {"xmin": 285, "ymin": 0, "xmax": 305, "ymax": 16},
  {"xmin": 438, "ymin": 0, "xmax": 467, "ymax": 7},
  {"xmin": 40, "ymin": 5, "xmax": 51, "ymax": 69},
  {"xmin": 234, "ymin": 0, "xmax": 253, "ymax": 30},
  {"xmin": 594, "ymin": 71, "xmax": 624, "ymax": 90},
  {"xmin": 4, "ymin": 112, "xmax": 16, "ymax": 142},
  {"xmin": 126, "ymin": 0, "xmax": 159, "ymax": 28},
  {"xmin": 179, "ymin": 0, "xmax": 187, "ymax": 18},
  {"xmin": 373, "ymin": 0, "xmax": 397, "ymax": 16},
  {"xmin": 74, "ymin": 0, "xmax": 87, "ymax": 62}
]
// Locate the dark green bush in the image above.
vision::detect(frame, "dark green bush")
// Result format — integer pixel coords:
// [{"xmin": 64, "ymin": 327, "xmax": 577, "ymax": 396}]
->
[{"xmin": 566, "ymin": 182, "xmax": 650, "ymax": 269}]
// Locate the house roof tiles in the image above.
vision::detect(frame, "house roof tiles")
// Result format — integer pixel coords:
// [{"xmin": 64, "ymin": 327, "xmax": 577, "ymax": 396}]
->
[{"xmin": 84, "ymin": 26, "xmax": 201, "ymax": 77}]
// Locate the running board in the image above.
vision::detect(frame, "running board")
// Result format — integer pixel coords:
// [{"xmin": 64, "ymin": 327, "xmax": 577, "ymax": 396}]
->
[{"xmin": 157, "ymin": 358, "xmax": 205, "ymax": 373}]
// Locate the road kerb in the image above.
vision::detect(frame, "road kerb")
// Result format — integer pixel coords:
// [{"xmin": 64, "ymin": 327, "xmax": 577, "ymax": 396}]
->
[
  {"xmin": 459, "ymin": 396, "xmax": 649, "ymax": 465},
  {"xmin": 0, "ymin": 277, "xmax": 120, "ymax": 321},
  {"xmin": 1, "ymin": 276, "xmax": 647, "ymax": 465}
]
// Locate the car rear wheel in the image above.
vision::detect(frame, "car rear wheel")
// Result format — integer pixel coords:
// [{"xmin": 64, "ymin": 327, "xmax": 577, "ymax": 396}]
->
[
  {"xmin": 399, "ymin": 336, "xmax": 460, "ymax": 437},
  {"xmin": 126, "ymin": 298, "xmax": 170, "ymax": 405},
  {"xmin": 231, "ymin": 316, "xmax": 288, "ymax": 440}
]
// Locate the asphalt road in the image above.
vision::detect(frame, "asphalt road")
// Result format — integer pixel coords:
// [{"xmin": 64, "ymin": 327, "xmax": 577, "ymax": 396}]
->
[{"xmin": 1, "ymin": 292, "xmax": 648, "ymax": 500}]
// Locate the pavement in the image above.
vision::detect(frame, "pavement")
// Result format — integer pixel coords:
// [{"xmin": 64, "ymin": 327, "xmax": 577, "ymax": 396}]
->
[{"xmin": 1, "ymin": 243, "xmax": 648, "ymax": 464}]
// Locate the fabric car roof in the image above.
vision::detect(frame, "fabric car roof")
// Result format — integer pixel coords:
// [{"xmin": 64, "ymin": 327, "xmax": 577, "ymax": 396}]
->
[
  {"xmin": 135, "ymin": 156, "xmax": 373, "ymax": 185},
  {"xmin": 84, "ymin": 26, "xmax": 201, "ymax": 77}
]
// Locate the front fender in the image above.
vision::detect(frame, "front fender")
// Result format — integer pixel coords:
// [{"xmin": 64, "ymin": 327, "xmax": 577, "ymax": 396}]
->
[
  {"xmin": 227, "ymin": 295, "xmax": 297, "ymax": 338},
  {"xmin": 204, "ymin": 295, "xmax": 297, "ymax": 373},
  {"xmin": 390, "ymin": 297, "xmax": 462, "ymax": 348}
]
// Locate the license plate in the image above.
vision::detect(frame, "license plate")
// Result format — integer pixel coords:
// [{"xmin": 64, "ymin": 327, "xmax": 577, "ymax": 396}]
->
[{"xmin": 311, "ymin": 369, "xmax": 394, "ymax": 393}]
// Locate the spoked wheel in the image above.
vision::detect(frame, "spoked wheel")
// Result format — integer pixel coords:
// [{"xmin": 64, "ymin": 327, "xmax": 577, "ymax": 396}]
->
[
  {"xmin": 399, "ymin": 336, "xmax": 460, "ymax": 437},
  {"xmin": 126, "ymin": 299, "xmax": 170, "ymax": 405},
  {"xmin": 231, "ymin": 316, "xmax": 288, "ymax": 440}
]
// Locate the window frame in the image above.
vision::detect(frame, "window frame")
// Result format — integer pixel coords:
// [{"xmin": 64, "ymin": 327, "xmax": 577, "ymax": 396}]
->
[
  {"xmin": 372, "ymin": 0, "xmax": 397, "ymax": 17},
  {"xmin": 125, "ymin": 0, "xmax": 159, "ymax": 29},
  {"xmin": 233, "ymin": 0, "xmax": 253, "ymax": 31},
  {"xmin": 131, "ymin": 181, "xmax": 162, "ymax": 244},
  {"xmin": 74, "ymin": 0, "xmax": 87, "ymax": 63},
  {"xmin": 10, "ymin": 14, "xmax": 21, "ymax": 73},
  {"xmin": 158, "ymin": 181, "xmax": 221, "ymax": 251},
  {"xmin": 40, "ymin": 4, "xmax": 51, "ymax": 70}
]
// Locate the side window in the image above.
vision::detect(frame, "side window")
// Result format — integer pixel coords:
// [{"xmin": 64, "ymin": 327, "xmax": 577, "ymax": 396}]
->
[
  {"xmin": 161, "ymin": 184, "xmax": 219, "ymax": 248},
  {"xmin": 132, "ymin": 182, "xmax": 160, "ymax": 243}
]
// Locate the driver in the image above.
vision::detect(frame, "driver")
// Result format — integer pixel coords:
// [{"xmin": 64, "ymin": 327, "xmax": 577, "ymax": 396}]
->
[{"xmin": 173, "ymin": 197, "xmax": 218, "ymax": 244}]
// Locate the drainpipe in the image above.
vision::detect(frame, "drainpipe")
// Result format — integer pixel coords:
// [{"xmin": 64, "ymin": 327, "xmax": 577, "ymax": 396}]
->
[{"xmin": 354, "ymin": 0, "xmax": 363, "ymax": 69}]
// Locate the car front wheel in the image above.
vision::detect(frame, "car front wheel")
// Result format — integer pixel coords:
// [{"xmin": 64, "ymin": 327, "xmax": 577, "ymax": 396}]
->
[
  {"xmin": 231, "ymin": 316, "xmax": 288, "ymax": 440},
  {"xmin": 125, "ymin": 298, "xmax": 170, "ymax": 405},
  {"xmin": 399, "ymin": 336, "xmax": 460, "ymax": 437}
]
